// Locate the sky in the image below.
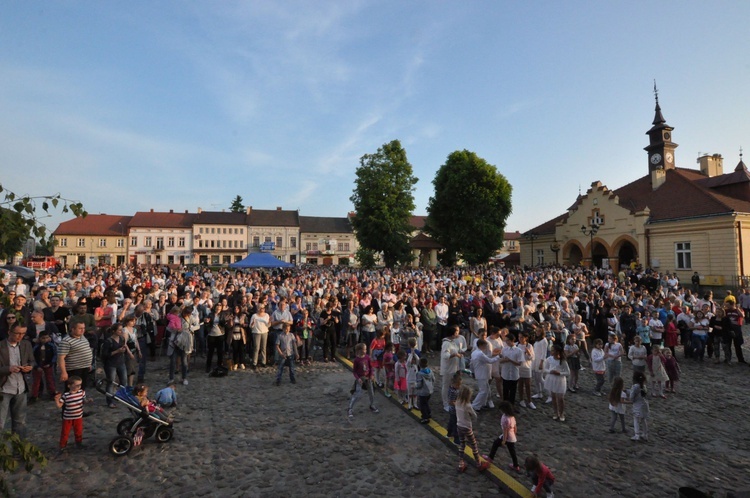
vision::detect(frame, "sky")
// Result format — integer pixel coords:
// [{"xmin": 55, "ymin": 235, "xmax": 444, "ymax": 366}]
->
[{"xmin": 2, "ymin": 1, "xmax": 749, "ymax": 237}]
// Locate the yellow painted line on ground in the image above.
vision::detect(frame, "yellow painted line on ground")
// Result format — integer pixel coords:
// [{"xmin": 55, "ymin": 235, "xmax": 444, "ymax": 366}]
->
[{"xmin": 336, "ymin": 353, "xmax": 533, "ymax": 498}]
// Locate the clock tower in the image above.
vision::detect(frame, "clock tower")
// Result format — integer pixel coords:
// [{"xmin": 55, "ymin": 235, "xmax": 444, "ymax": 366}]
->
[{"xmin": 644, "ymin": 83, "xmax": 678, "ymax": 190}]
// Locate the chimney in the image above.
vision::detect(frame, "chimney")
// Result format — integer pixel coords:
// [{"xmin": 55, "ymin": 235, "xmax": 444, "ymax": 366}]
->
[
  {"xmin": 697, "ymin": 154, "xmax": 723, "ymax": 177},
  {"xmin": 184, "ymin": 210, "xmax": 188, "ymax": 214},
  {"xmin": 150, "ymin": 209, "xmax": 154, "ymax": 212},
  {"xmin": 197, "ymin": 207, "xmax": 202, "ymax": 214},
  {"xmin": 276, "ymin": 206, "xmax": 282, "ymax": 211},
  {"xmin": 246, "ymin": 206, "xmax": 252, "ymax": 215},
  {"xmin": 169, "ymin": 209, "xmax": 174, "ymax": 213}
]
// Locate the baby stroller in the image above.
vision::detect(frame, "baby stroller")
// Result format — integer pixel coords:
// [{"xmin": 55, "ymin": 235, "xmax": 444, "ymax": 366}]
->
[{"xmin": 95, "ymin": 379, "xmax": 174, "ymax": 456}]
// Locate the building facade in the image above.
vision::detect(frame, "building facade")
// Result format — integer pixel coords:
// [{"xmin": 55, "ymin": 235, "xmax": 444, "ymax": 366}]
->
[
  {"xmin": 192, "ymin": 209, "xmax": 249, "ymax": 266},
  {"xmin": 299, "ymin": 216, "xmax": 356, "ymax": 265},
  {"xmin": 53, "ymin": 214, "xmax": 131, "ymax": 267},
  {"xmin": 522, "ymin": 98, "xmax": 750, "ymax": 286},
  {"xmin": 247, "ymin": 208, "xmax": 300, "ymax": 264},
  {"xmin": 128, "ymin": 210, "xmax": 196, "ymax": 266}
]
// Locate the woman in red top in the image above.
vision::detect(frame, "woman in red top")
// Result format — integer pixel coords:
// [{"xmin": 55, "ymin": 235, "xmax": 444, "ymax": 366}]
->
[
  {"xmin": 369, "ymin": 329, "xmax": 387, "ymax": 388},
  {"xmin": 663, "ymin": 314, "xmax": 679, "ymax": 356}
]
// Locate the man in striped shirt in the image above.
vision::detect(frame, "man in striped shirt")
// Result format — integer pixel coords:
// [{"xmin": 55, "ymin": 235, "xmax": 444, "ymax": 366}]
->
[{"xmin": 58, "ymin": 322, "xmax": 93, "ymax": 388}]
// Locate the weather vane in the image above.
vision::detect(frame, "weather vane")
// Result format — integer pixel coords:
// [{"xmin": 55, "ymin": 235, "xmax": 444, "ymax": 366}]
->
[{"xmin": 653, "ymin": 80, "xmax": 659, "ymax": 105}]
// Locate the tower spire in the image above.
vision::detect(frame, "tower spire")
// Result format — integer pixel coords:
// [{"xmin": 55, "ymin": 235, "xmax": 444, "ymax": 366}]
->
[{"xmin": 652, "ymin": 80, "xmax": 665, "ymax": 125}]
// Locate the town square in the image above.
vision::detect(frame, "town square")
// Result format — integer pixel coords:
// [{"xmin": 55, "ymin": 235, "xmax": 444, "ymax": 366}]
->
[{"xmin": 2, "ymin": 2, "xmax": 750, "ymax": 498}]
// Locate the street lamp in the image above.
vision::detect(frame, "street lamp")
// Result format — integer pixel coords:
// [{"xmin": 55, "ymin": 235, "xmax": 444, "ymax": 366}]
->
[
  {"xmin": 550, "ymin": 240, "xmax": 560, "ymax": 265},
  {"xmin": 581, "ymin": 223, "xmax": 599, "ymax": 267},
  {"xmin": 524, "ymin": 232, "xmax": 538, "ymax": 267},
  {"xmin": 117, "ymin": 222, "xmax": 125, "ymax": 266}
]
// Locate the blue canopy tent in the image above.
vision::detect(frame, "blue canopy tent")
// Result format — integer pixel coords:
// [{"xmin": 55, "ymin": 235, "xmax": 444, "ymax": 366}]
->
[{"xmin": 229, "ymin": 252, "xmax": 294, "ymax": 269}]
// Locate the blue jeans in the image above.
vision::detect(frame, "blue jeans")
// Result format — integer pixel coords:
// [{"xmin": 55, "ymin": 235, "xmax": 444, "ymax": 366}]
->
[
  {"xmin": 692, "ymin": 333, "xmax": 708, "ymax": 359},
  {"xmin": 0, "ymin": 391, "xmax": 27, "ymax": 437},
  {"xmin": 194, "ymin": 326, "xmax": 206, "ymax": 354},
  {"xmin": 276, "ymin": 357, "xmax": 296, "ymax": 383},
  {"xmin": 137, "ymin": 337, "xmax": 148, "ymax": 381},
  {"xmin": 169, "ymin": 348, "xmax": 188, "ymax": 381},
  {"xmin": 606, "ymin": 359, "xmax": 622, "ymax": 385},
  {"xmin": 106, "ymin": 363, "xmax": 128, "ymax": 406}
]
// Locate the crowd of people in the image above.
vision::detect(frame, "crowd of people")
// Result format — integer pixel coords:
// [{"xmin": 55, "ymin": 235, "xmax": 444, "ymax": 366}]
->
[{"xmin": 1, "ymin": 263, "xmax": 748, "ymax": 494}]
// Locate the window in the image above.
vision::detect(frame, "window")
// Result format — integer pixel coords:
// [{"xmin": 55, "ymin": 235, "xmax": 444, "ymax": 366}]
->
[
  {"xmin": 223, "ymin": 255, "xmax": 231, "ymax": 264},
  {"xmin": 117, "ymin": 239, "xmax": 124, "ymax": 248},
  {"xmin": 290, "ymin": 237, "xmax": 297, "ymax": 249},
  {"xmin": 240, "ymin": 228, "xmax": 244, "ymax": 235},
  {"xmin": 234, "ymin": 240, "xmax": 238, "ymax": 248},
  {"xmin": 337, "ymin": 242, "xmax": 350, "ymax": 252},
  {"xmin": 676, "ymin": 242, "xmax": 692, "ymax": 269},
  {"xmin": 98, "ymin": 238, "xmax": 106, "ymax": 247},
  {"xmin": 253, "ymin": 236, "xmax": 260, "ymax": 247},
  {"xmin": 130, "ymin": 236, "xmax": 137, "ymax": 246},
  {"xmin": 168, "ymin": 256, "xmax": 174, "ymax": 264},
  {"xmin": 156, "ymin": 237, "xmax": 164, "ymax": 249},
  {"xmin": 59, "ymin": 238, "xmax": 68, "ymax": 247},
  {"xmin": 77, "ymin": 238, "xmax": 85, "ymax": 247},
  {"xmin": 199, "ymin": 227, "xmax": 204, "ymax": 234},
  {"xmin": 210, "ymin": 240, "xmax": 215, "ymax": 248},
  {"xmin": 264, "ymin": 236, "xmax": 271, "ymax": 243},
  {"xmin": 167, "ymin": 237, "xmax": 175, "ymax": 247},
  {"xmin": 199, "ymin": 240, "xmax": 203, "ymax": 248},
  {"xmin": 306, "ymin": 242, "xmax": 311, "ymax": 251},
  {"xmin": 145, "ymin": 237, "xmax": 152, "ymax": 247},
  {"xmin": 234, "ymin": 228, "xmax": 238, "ymax": 234},
  {"xmin": 211, "ymin": 228, "xmax": 215, "ymax": 234},
  {"xmin": 222, "ymin": 240, "xmax": 226, "ymax": 248},
  {"xmin": 276, "ymin": 236, "xmax": 283, "ymax": 248},
  {"xmin": 178, "ymin": 237, "xmax": 185, "ymax": 247},
  {"xmin": 223, "ymin": 228, "xmax": 227, "ymax": 234},
  {"xmin": 211, "ymin": 255, "xmax": 219, "ymax": 265},
  {"xmin": 535, "ymin": 249, "xmax": 544, "ymax": 266}
]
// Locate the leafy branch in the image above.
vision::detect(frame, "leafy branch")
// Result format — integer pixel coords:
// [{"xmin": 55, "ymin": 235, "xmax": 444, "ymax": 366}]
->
[
  {"xmin": 0, "ymin": 184, "xmax": 87, "ymax": 260},
  {"xmin": 0, "ymin": 431, "xmax": 47, "ymax": 497}
]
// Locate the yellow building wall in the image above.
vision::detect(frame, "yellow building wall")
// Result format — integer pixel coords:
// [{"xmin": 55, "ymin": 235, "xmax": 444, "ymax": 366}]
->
[{"xmin": 648, "ymin": 215, "xmax": 743, "ymax": 284}]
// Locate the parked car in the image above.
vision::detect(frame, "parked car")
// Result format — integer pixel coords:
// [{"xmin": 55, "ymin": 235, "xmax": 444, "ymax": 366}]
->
[{"xmin": 0, "ymin": 265, "xmax": 37, "ymax": 286}]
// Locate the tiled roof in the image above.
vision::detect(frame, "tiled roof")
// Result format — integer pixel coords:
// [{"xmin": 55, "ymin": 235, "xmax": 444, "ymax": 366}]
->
[
  {"xmin": 409, "ymin": 232, "xmax": 442, "ymax": 249},
  {"xmin": 53, "ymin": 214, "xmax": 132, "ymax": 236},
  {"xmin": 299, "ymin": 216, "xmax": 351, "ymax": 233},
  {"xmin": 524, "ymin": 214, "xmax": 566, "ymax": 236},
  {"xmin": 248, "ymin": 209, "xmax": 299, "ymax": 227},
  {"xmin": 614, "ymin": 168, "xmax": 750, "ymax": 222},
  {"xmin": 504, "ymin": 231, "xmax": 522, "ymax": 240},
  {"xmin": 194, "ymin": 211, "xmax": 249, "ymax": 226},
  {"xmin": 410, "ymin": 216, "xmax": 427, "ymax": 229},
  {"xmin": 529, "ymin": 164, "xmax": 750, "ymax": 233},
  {"xmin": 129, "ymin": 211, "xmax": 197, "ymax": 229}
]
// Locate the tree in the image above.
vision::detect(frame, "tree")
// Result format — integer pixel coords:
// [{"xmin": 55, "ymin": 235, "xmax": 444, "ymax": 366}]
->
[
  {"xmin": 0, "ymin": 431, "xmax": 47, "ymax": 497},
  {"xmin": 350, "ymin": 140, "xmax": 418, "ymax": 268},
  {"xmin": 229, "ymin": 195, "xmax": 245, "ymax": 213},
  {"xmin": 0, "ymin": 185, "xmax": 87, "ymax": 261},
  {"xmin": 425, "ymin": 150, "xmax": 512, "ymax": 265}
]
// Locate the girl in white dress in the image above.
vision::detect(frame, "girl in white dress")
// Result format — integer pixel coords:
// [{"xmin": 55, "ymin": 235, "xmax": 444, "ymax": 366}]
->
[{"xmin": 543, "ymin": 344, "xmax": 570, "ymax": 421}]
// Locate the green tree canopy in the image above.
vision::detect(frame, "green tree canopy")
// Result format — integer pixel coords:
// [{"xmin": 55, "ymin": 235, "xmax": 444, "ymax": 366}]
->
[
  {"xmin": 229, "ymin": 195, "xmax": 245, "ymax": 213},
  {"xmin": 0, "ymin": 185, "xmax": 86, "ymax": 261},
  {"xmin": 425, "ymin": 150, "xmax": 512, "ymax": 265},
  {"xmin": 350, "ymin": 140, "xmax": 418, "ymax": 268}
]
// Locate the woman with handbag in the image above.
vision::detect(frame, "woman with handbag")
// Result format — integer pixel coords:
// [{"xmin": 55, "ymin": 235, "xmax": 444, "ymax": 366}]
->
[
  {"xmin": 205, "ymin": 303, "xmax": 227, "ymax": 373},
  {"xmin": 227, "ymin": 305, "xmax": 247, "ymax": 370},
  {"xmin": 168, "ymin": 308, "xmax": 192, "ymax": 385}
]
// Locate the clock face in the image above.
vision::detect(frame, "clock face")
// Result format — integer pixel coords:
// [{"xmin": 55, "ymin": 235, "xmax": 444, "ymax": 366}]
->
[
  {"xmin": 664, "ymin": 132, "xmax": 671, "ymax": 141},
  {"xmin": 665, "ymin": 152, "xmax": 673, "ymax": 163},
  {"xmin": 650, "ymin": 153, "xmax": 662, "ymax": 165}
]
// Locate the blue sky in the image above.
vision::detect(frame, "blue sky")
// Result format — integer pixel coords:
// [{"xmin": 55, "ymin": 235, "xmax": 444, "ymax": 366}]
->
[{"xmin": 2, "ymin": 1, "xmax": 749, "ymax": 236}]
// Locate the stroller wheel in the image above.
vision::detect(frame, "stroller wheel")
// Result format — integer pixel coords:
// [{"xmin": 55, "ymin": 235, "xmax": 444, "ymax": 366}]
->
[
  {"xmin": 155, "ymin": 427, "xmax": 173, "ymax": 443},
  {"xmin": 117, "ymin": 418, "xmax": 135, "ymax": 436},
  {"xmin": 109, "ymin": 436, "xmax": 133, "ymax": 456}
]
